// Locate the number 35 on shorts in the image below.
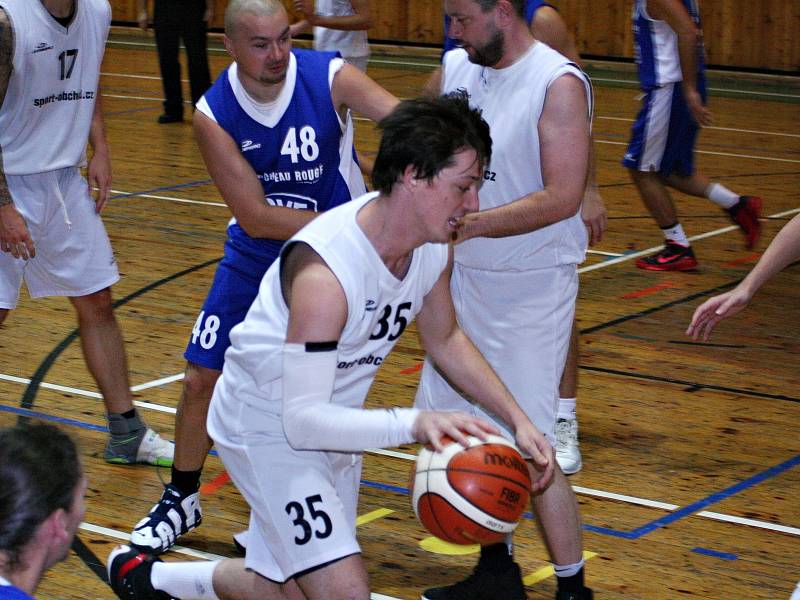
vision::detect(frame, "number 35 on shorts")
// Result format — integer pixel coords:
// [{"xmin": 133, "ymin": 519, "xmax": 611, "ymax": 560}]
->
[{"xmin": 191, "ymin": 311, "xmax": 221, "ymax": 349}]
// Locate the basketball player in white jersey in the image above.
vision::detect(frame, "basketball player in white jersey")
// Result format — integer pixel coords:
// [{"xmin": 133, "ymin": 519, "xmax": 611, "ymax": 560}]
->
[
  {"xmin": 290, "ymin": 0, "xmax": 370, "ymax": 73},
  {"xmin": 431, "ymin": 0, "xmax": 607, "ymax": 477},
  {"xmin": 0, "ymin": 0, "xmax": 173, "ymax": 466},
  {"xmin": 416, "ymin": 1, "xmax": 593, "ymax": 599},
  {"xmin": 108, "ymin": 92, "xmax": 555, "ymax": 600}
]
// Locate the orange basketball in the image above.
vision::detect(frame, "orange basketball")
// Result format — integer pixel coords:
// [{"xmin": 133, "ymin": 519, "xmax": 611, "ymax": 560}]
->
[{"xmin": 411, "ymin": 434, "xmax": 531, "ymax": 545}]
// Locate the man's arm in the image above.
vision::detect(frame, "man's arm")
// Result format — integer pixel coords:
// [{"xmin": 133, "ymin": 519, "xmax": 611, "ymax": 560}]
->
[
  {"xmin": 87, "ymin": 92, "xmax": 112, "ymax": 212},
  {"xmin": 330, "ymin": 62, "xmax": 398, "ymax": 122},
  {"xmin": 193, "ymin": 111, "xmax": 317, "ymax": 239},
  {"xmin": 533, "ymin": 7, "xmax": 607, "ymax": 245},
  {"xmin": 531, "ymin": 6, "xmax": 580, "ymax": 63},
  {"xmin": 455, "ymin": 74, "xmax": 590, "ymax": 242},
  {"xmin": 0, "ymin": 8, "xmax": 34, "ymax": 260},
  {"xmin": 415, "ymin": 251, "xmax": 555, "ymax": 490},
  {"xmin": 649, "ymin": 0, "xmax": 710, "ymax": 126},
  {"xmin": 687, "ymin": 213, "xmax": 800, "ymax": 341},
  {"xmin": 293, "ymin": 0, "xmax": 371, "ymax": 31},
  {"xmin": 279, "ymin": 243, "xmax": 497, "ymax": 452}
]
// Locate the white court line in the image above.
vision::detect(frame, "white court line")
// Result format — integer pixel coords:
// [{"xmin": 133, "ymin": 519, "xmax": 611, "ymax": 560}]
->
[
  {"xmin": 4, "ymin": 370, "xmax": 797, "ymax": 538},
  {"xmin": 366, "ymin": 448, "xmax": 800, "ymax": 537},
  {"xmin": 578, "ymin": 206, "xmax": 800, "ymax": 274},
  {"xmin": 111, "ymin": 188, "xmax": 226, "ymax": 207},
  {"xmin": 587, "ymin": 249, "xmax": 624, "ymax": 257},
  {"xmin": 594, "ymin": 138, "xmax": 800, "ymax": 164},
  {"xmin": 0, "ymin": 373, "xmax": 176, "ymax": 415},
  {"xmin": 131, "ymin": 373, "xmax": 185, "ymax": 392},
  {"xmin": 81, "ymin": 522, "xmax": 401, "ymax": 599},
  {"xmin": 596, "ymin": 115, "xmax": 800, "ymax": 138}
]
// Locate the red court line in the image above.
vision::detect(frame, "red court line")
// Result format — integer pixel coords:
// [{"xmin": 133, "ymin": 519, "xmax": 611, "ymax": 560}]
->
[
  {"xmin": 400, "ymin": 363, "xmax": 423, "ymax": 375},
  {"xmin": 723, "ymin": 253, "xmax": 762, "ymax": 267},
  {"xmin": 200, "ymin": 472, "xmax": 231, "ymax": 494},
  {"xmin": 621, "ymin": 281, "xmax": 676, "ymax": 299}
]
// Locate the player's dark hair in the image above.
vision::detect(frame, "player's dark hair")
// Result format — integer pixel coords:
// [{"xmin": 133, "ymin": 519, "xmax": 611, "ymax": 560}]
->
[
  {"xmin": 0, "ymin": 423, "xmax": 81, "ymax": 571},
  {"xmin": 371, "ymin": 90, "xmax": 492, "ymax": 195}
]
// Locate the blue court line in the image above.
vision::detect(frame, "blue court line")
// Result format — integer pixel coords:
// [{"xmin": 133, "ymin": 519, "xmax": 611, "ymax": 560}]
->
[
  {"xmin": 3, "ymin": 402, "xmax": 796, "ymax": 541},
  {"xmin": 692, "ymin": 547, "xmax": 738, "ymax": 560},
  {"xmin": 0, "ymin": 403, "xmax": 218, "ymax": 457},
  {"xmin": 110, "ymin": 179, "xmax": 213, "ymax": 200}
]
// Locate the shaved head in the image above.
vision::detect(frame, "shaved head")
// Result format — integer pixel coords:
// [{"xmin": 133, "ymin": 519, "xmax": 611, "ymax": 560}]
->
[{"xmin": 225, "ymin": 0, "xmax": 285, "ymax": 36}]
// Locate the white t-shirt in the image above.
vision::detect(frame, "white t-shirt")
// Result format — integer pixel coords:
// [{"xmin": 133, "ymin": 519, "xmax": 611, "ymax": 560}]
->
[
  {"xmin": 313, "ymin": 0, "xmax": 369, "ymax": 60},
  {"xmin": 442, "ymin": 42, "xmax": 591, "ymax": 271},
  {"xmin": 0, "ymin": 0, "xmax": 110, "ymax": 174}
]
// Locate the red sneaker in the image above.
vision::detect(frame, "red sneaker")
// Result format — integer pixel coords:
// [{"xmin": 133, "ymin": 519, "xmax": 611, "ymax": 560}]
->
[
  {"xmin": 727, "ymin": 196, "xmax": 763, "ymax": 250},
  {"xmin": 636, "ymin": 241, "xmax": 698, "ymax": 271}
]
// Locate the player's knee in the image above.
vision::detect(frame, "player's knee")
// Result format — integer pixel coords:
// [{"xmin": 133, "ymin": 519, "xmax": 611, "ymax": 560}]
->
[
  {"xmin": 0, "ymin": 308, "xmax": 9, "ymax": 326},
  {"xmin": 182, "ymin": 362, "xmax": 221, "ymax": 404},
  {"xmin": 71, "ymin": 288, "xmax": 115, "ymax": 323}
]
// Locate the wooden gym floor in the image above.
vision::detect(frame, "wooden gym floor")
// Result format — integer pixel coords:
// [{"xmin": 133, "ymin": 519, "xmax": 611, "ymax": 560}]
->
[{"xmin": 0, "ymin": 29, "xmax": 798, "ymax": 599}]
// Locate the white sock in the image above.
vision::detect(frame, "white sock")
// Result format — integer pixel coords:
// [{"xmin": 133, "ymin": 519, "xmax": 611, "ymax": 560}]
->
[
  {"xmin": 557, "ymin": 398, "xmax": 577, "ymax": 421},
  {"xmin": 705, "ymin": 183, "xmax": 739, "ymax": 209},
  {"xmin": 554, "ymin": 558, "xmax": 585, "ymax": 578},
  {"xmin": 661, "ymin": 223, "xmax": 689, "ymax": 247},
  {"xmin": 151, "ymin": 560, "xmax": 221, "ymax": 600}
]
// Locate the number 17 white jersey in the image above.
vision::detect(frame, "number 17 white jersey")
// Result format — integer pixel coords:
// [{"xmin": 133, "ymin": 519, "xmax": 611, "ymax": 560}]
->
[{"xmin": 0, "ymin": 0, "xmax": 109, "ymax": 175}]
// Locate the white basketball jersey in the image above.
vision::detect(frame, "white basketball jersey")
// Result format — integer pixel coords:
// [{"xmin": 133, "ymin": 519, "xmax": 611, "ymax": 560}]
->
[
  {"xmin": 313, "ymin": 0, "xmax": 369, "ymax": 60},
  {"xmin": 216, "ymin": 192, "xmax": 448, "ymax": 439},
  {"xmin": 0, "ymin": 0, "xmax": 109, "ymax": 175},
  {"xmin": 442, "ymin": 43, "xmax": 591, "ymax": 271}
]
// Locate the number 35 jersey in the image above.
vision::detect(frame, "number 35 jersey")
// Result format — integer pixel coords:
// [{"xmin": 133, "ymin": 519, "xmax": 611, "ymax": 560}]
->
[
  {"xmin": 196, "ymin": 49, "xmax": 366, "ymax": 265},
  {"xmin": 218, "ymin": 192, "xmax": 449, "ymax": 428},
  {"xmin": 0, "ymin": 0, "xmax": 110, "ymax": 174}
]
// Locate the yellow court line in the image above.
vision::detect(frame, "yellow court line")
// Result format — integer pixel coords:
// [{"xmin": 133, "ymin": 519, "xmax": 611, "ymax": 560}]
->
[
  {"xmin": 523, "ymin": 551, "xmax": 598, "ymax": 586},
  {"xmin": 357, "ymin": 508, "xmax": 395, "ymax": 526}
]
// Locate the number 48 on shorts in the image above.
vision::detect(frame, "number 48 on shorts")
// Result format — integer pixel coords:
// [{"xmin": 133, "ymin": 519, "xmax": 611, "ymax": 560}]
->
[{"xmin": 191, "ymin": 311, "xmax": 221, "ymax": 349}]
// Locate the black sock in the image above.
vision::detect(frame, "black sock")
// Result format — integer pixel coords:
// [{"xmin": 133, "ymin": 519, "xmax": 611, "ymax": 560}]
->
[
  {"xmin": 121, "ymin": 408, "xmax": 137, "ymax": 420},
  {"xmin": 171, "ymin": 467, "xmax": 202, "ymax": 496},
  {"xmin": 556, "ymin": 567, "xmax": 585, "ymax": 593},
  {"xmin": 478, "ymin": 542, "xmax": 513, "ymax": 569}
]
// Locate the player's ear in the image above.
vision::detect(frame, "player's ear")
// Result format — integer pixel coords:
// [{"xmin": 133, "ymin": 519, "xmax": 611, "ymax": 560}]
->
[
  {"xmin": 495, "ymin": 0, "xmax": 515, "ymax": 27},
  {"xmin": 402, "ymin": 164, "xmax": 419, "ymax": 189}
]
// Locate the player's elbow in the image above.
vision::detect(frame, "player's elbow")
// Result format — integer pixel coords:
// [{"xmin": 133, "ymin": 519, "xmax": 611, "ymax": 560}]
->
[{"xmin": 282, "ymin": 409, "xmax": 316, "ymax": 450}]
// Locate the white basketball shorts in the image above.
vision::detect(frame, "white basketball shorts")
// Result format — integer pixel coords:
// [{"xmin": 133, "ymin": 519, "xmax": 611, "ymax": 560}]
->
[
  {"xmin": 0, "ymin": 167, "xmax": 119, "ymax": 308},
  {"xmin": 415, "ymin": 262, "xmax": 578, "ymax": 445},
  {"xmin": 207, "ymin": 388, "xmax": 363, "ymax": 582}
]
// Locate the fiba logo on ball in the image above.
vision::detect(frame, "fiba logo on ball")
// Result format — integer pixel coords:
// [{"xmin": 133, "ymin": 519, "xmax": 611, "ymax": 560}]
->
[{"xmin": 411, "ymin": 434, "xmax": 531, "ymax": 545}]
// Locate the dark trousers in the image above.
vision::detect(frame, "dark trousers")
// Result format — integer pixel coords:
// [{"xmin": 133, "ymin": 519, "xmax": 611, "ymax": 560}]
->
[{"xmin": 153, "ymin": 0, "xmax": 211, "ymax": 117}]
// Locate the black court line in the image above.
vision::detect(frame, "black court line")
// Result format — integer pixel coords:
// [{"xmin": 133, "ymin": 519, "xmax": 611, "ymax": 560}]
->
[
  {"xmin": 72, "ymin": 535, "xmax": 109, "ymax": 584},
  {"xmin": 20, "ymin": 257, "xmax": 221, "ymax": 410},
  {"xmin": 579, "ymin": 280, "xmax": 741, "ymax": 335},
  {"xmin": 579, "ymin": 364, "xmax": 800, "ymax": 403}
]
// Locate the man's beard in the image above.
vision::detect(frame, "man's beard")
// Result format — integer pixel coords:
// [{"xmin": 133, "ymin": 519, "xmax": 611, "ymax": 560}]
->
[{"xmin": 467, "ymin": 29, "xmax": 504, "ymax": 67}]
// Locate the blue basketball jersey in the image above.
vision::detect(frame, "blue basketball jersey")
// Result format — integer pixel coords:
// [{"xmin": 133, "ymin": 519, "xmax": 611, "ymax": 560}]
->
[
  {"xmin": 632, "ymin": 0, "xmax": 706, "ymax": 91},
  {"xmin": 202, "ymin": 49, "xmax": 365, "ymax": 265},
  {"xmin": 443, "ymin": 0, "xmax": 549, "ymax": 54}
]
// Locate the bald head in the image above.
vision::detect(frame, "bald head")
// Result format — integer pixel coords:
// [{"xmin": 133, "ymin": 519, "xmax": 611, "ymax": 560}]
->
[{"xmin": 224, "ymin": 0, "xmax": 285, "ymax": 37}]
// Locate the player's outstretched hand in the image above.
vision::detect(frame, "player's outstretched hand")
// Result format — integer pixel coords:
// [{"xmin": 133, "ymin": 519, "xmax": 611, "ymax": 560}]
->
[
  {"xmin": 686, "ymin": 288, "xmax": 752, "ymax": 341},
  {"xmin": 412, "ymin": 411, "xmax": 499, "ymax": 453},
  {"xmin": 513, "ymin": 422, "xmax": 555, "ymax": 493}
]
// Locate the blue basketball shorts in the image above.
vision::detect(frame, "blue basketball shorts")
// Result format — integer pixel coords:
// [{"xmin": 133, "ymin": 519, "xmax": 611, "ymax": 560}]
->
[
  {"xmin": 184, "ymin": 239, "xmax": 275, "ymax": 371},
  {"xmin": 622, "ymin": 80, "xmax": 707, "ymax": 178}
]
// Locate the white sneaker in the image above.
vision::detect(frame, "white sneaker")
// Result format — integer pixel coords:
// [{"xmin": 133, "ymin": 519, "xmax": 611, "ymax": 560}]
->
[
  {"xmin": 790, "ymin": 581, "xmax": 800, "ymax": 600},
  {"xmin": 135, "ymin": 428, "xmax": 175, "ymax": 467},
  {"xmin": 555, "ymin": 417, "xmax": 583, "ymax": 475}
]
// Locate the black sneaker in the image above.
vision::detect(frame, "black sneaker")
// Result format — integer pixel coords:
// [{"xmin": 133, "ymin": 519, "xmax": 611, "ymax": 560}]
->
[
  {"xmin": 421, "ymin": 561, "xmax": 527, "ymax": 600},
  {"xmin": 727, "ymin": 195, "xmax": 762, "ymax": 250},
  {"xmin": 130, "ymin": 483, "xmax": 202, "ymax": 554},
  {"xmin": 636, "ymin": 241, "xmax": 698, "ymax": 271},
  {"xmin": 107, "ymin": 545, "xmax": 173, "ymax": 600},
  {"xmin": 556, "ymin": 588, "xmax": 594, "ymax": 600}
]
